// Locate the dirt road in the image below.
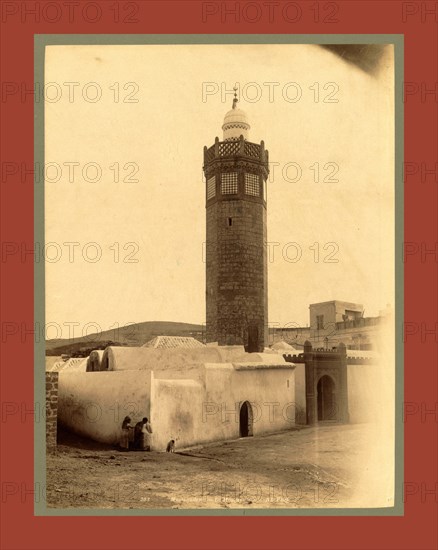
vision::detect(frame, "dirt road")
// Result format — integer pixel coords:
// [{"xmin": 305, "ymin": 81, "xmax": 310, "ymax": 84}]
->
[{"xmin": 47, "ymin": 423, "xmax": 387, "ymax": 510}]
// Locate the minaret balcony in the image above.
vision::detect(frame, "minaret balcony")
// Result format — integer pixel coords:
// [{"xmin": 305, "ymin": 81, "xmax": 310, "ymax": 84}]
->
[{"xmin": 203, "ymin": 136, "xmax": 269, "ymax": 169}]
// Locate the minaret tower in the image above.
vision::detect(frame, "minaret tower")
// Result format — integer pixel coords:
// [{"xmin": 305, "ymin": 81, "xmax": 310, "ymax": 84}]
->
[{"xmin": 203, "ymin": 88, "xmax": 269, "ymax": 352}]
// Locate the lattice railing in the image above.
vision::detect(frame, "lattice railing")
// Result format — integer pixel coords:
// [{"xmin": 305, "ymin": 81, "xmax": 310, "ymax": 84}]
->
[
  {"xmin": 205, "ymin": 146, "xmax": 216, "ymax": 163},
  {"xmin": 218, "ymin": 140, "xmax": 240, "ymax": 156},
  {"xmin": 244, "ymin": 142, "xmax": 260, "ymax": 158},
  {"xmin": 205, "ymin": 141, "xmax": 262, "ymax": 159}
]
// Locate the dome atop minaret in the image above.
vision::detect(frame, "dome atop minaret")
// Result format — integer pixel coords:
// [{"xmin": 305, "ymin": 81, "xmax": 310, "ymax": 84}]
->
[{"xmin": 222, "ymin": 87, "xmax": 250, "ymax": 141}]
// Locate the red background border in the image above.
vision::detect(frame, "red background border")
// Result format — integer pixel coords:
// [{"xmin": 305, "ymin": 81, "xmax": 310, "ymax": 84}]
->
[{"xmin": 1, "ymin": 1, "xmax": 437, "ymax": 549}]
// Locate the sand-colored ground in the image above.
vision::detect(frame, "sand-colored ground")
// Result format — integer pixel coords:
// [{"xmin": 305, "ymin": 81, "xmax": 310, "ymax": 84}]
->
[{"xmin": 47, "ymin": 423, "xmax": 393, "ymax": 510}]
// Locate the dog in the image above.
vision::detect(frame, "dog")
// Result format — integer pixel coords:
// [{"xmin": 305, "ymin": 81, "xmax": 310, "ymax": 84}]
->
[{"xmin": 166, "ymin": 439, "xmax": 175, "ymax": 453}]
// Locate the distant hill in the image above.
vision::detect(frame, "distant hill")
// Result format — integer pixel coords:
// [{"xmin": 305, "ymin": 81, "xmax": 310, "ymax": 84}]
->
[{"xmin": 46, "ymin": 321, "xmax": 205, "ymax": 357}]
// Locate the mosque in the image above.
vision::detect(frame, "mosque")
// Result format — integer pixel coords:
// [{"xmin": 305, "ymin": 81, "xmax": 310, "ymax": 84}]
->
[{"xmin": 49, "ymin": 93, "xmax": 380, "ymax": 451}]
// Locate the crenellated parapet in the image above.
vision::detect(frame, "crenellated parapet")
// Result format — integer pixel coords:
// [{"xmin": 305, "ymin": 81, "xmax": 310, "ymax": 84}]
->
[{"xmin": 284, "ymin": 341, "xmax": 350, "ymax": 425}]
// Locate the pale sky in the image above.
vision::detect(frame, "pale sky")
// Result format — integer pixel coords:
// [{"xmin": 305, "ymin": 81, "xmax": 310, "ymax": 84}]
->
[{"xmin": 45, "ymin": 44, "xmax": 395, "ymax": 338}]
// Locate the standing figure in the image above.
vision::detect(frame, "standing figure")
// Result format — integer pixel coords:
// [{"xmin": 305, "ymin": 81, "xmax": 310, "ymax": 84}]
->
[
  {"xmin": 134, "ymin": 417, "xmax": 152, "ymax": 451},
  {"xmin": 140, "ymin": 417, "xmax": 153, "ymax": 451},
  {"xmin": 119, "ymin": 416, "xmax": 133, "ymax": 451},
  {"xmin": 134, "ymin": 419, "xmax": 144, "ymax": 450}
]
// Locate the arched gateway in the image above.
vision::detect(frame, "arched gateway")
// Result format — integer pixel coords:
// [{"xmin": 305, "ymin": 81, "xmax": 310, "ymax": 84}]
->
[{"xmin": 239, "ymin": 401, "xmax": 253, "ymax": 437}]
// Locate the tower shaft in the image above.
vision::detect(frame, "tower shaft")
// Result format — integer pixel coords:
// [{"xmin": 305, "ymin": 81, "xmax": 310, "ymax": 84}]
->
[{"xmin": 203, "ymin": 136, "xmax": 269, "ymax": 351}]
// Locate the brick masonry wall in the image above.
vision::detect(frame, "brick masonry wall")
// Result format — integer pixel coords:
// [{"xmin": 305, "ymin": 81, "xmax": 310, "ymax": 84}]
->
[
  {"xmin": 206, "ymin": 203, "xmax": 218, "ymax": 342},
  {"xmin": 206, "ymin": 198, "xmax": 268, "ymax": 348},
  {"xmin": 204, "ymin": 139, "xmax": 270, "ymax": 350},
  {"xmin": 46, "ymin": 372, "xmax": 58, "ymax": 452}
]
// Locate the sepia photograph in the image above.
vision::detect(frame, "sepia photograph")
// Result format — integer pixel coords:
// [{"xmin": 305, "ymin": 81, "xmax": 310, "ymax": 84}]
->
[{"xmin": 41, "ymin": 39, "xmax": 398, "ymax": 512}]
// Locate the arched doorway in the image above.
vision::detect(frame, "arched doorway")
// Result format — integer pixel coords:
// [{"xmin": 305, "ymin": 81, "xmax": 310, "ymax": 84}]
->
[
  {"xmin": 317, "ymin": 375, "xmax": 337, "ymax": 421},
  {"xmin": 239, "ymin": 401, "xmax": 253, "ymax": 437}
]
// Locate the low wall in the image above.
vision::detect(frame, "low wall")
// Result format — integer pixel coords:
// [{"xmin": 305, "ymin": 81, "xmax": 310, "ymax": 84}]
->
[
  {"xmin": 46, "ymin": 372, "xmax": 58, "ymax": 452},
  {"xmin": 150, "ymin": 363, "xmax": 296, "ymax": 451},
  {"xmin": 58, "ymin": 370, "xmax": 152, "ymax": 445},
  {"xmin": 57, "ymin": 351, "xmax": 298, "ymax": 451},
  {"xmin": 204, "ymin": 364, "xmax": 296, "ymax": 440},
  {"xmin": 150, "ymin": 376, "xmax": 205, "ymax": 450},
  {"xmin": 294, "ymin": 363, "xmax": 306, "ymax": 424}
]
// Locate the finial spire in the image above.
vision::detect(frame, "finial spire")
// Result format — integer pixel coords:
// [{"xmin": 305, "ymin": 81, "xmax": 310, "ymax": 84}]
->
[{"xmin": 232, "ymin": 85, "xmax": 238, "ymax": 109}]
